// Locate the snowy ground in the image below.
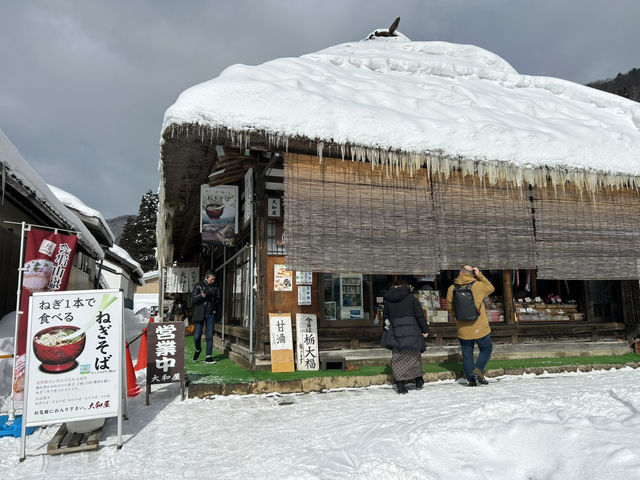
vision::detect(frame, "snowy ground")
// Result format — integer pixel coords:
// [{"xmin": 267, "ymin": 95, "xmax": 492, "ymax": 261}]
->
[{"xmin": 1, "ymin": 367, "xmax": 639, "ymax": 479}]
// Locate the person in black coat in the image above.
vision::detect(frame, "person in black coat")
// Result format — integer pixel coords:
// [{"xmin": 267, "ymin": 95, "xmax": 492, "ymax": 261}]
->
[
  {"xmin": 191, "ymin": 271, "xmax": 220, "ymax": 363},
  {"xmin": 383, "ymin": 280, "xmax": 429, "ymax": 394}
]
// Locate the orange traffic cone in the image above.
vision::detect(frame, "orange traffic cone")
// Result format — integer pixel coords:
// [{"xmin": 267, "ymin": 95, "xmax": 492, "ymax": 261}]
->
[
  {"xmin": 149, "ymin": 316, "xmax": 155, "ymax": 323},
  {"xmin": 125, "ymin": 342, "xmax": 141, "ymax": 397},
  {"xmin": 134, "ymin": 328, "xmax": 147, "ymax": 371}
]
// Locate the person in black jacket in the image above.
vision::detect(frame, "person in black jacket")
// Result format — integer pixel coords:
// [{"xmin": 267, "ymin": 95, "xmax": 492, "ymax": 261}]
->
[
  {"xmin": 383, "ymin": 280, "xmax": 429, "ymax": 394},
  {"xmin": 191, "ymin": 271, "xmax": 220, "ymax": 363}
]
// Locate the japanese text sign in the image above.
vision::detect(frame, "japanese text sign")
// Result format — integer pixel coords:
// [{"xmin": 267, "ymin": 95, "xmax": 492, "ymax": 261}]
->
[
  {"xmin": 146, "ymin": 322, "xmax": 185, "ymax": 385},
  {"xmin": 295, "ymin": 314, "xmax": 319, "ymax": 371},
  {"xmin": 24, "ymin": 289, "xmax": 123, "ymax": 427},
  {"xmin": 165, "ymin": 267, "xmax": 199, "ymax": 293},
  {"xmin": 200, "ymin": 184, "xmax": 238, "ymax": 245},
  {"xmin": 269, "ymin": 313, "xmax": 294, "ymax": 373}
]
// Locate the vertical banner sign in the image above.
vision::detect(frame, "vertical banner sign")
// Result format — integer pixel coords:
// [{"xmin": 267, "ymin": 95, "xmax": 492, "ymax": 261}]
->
[
  {"xmin": 267, "ymin": 198, "xmax": 281, "ymax": 218},
  {"xmin": 24, "ymin": 289, "xmax": 123, "ymax": 426},
  {"xmin": 244, "ymin": 168, "xmax": 253, "ymax": 225},
  {"xmin": 200, "ymin": 184, "xmax": 239, "ymax": 245},
  {"xmin": 165, "ymin": 267, "xmax": 199, "ymax": 293},
  {"xmin": 269, "ymin": 313, "xmax": 294, "ymax": 373},
  {"xmin": 146, "ymin": 322, "xmax": 185, "ymax": 385},
  {"xmin": 295, "ymin": 314, "xmax": 319, "ymax": 371},
  {"xmin": 14, "ymin": 228, "xmax": 78, "ymax": 402}
]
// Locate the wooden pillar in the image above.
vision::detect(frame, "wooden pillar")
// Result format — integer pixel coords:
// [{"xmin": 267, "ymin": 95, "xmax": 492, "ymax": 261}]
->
[
  {"xmin": 503, "ymin": 270, "xmax": 517, "ymax": 344},
  {"xmin": 254, "ymin": 163, "xmax": 268, "ymax": 355}
]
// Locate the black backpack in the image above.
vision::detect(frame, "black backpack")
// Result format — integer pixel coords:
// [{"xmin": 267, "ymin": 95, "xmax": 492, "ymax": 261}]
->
[{"xmin": 452, "ymin": 282, "xmax": 479, "ymax": 322}]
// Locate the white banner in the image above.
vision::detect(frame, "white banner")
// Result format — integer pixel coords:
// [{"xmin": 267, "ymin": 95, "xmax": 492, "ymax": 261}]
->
[
  {"xmin": 200, "ymin": 184, "xmax": 239, "ymax": 245},
  {"xmin": 165, "ymin": 267, "xmax": 199, "ymax": 293},
  {"xmin": 269, "ymin": 314, "xmax": 293, "ymax": 351},
  {"xmin": 295, "ymin": 313, "xmax": 319, "ymax": 371},
  {"xmin": 24, "ymin": 289, "xmax": 123, "ymax": 427}
]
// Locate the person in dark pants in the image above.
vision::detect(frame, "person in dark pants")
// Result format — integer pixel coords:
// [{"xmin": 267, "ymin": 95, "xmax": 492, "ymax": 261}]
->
[
  {"xmin": 191, "ymin": 271, "xmax": 220, "ymax": 364},
  {"xmin": 383, "ymin": 280, "xmax": 430, "ymax": 394},
  {"xmin": 446, "ymin": 265, "xmax": 495, "ymax": 386}
]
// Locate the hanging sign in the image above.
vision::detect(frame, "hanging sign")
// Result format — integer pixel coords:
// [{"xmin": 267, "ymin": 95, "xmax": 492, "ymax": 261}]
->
[
  {"xmin": 268, "ymin": 197, "xmax": 281, "ymax": 218},
  {"xmin": 297, "ymin": 286, "xmax": 312, "ymax": 306},
  {"xmin": 200, "ymin": 184, "xmax": 238, "ymax": 245},
  {"xmin": 14, "ymin": 228, "xmax": 78, "ymax": 402},
  {"xmin": 165, "ymin": 267, "xmax": 199, "ymax": 293},
  {"xmin": 244, "ymin": 168, "xmax": 253, "ymax": 224},
  {"xmin": 146, "ymin": 322, "xmax": 185, "ymax": 385},
  {"xmin": 295, "ymin": 271, "xmax": 312, "ymax": 285},
  {"xmin": 274, "ymin": 264, "xmax": 292, "ymax": 291},
  {"xmin": 23, "ymin": 289, "xmax": 123, "ymax": 426},
  {"xmin": 295, "ymin": 314, "xmax": 319, "ymax": 371},
  {"xmin": 269, "ymin": 313, "xmax": 294, "ymax": 372}
]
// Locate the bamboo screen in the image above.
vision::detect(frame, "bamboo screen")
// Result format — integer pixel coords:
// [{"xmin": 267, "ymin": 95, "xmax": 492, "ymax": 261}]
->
[
  {"xmin": 533, "ymin": 184, "xmax": 640, "ymax": 279},
  {"xmin": 431, "ymin": 171, "xmax": 536, "ymax": 270},
  {"xmin": 284, "ymin": 153, "xmax": 440, "ymax": 274}
]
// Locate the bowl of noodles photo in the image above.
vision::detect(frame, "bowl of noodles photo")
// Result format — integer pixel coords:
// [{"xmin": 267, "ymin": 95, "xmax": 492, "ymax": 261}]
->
[{"xmin": 33, "ymin": 325, "xmax": 86, "ymax": 373}]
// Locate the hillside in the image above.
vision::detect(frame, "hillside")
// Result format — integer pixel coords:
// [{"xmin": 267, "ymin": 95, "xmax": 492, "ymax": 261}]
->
[
  {"xmin": 588, "ymin": 67, "xmax": 640, "ymax": 102},
  {"xmin": 107, "ymin": 214, "xmax": 135, "ymax": 244}
]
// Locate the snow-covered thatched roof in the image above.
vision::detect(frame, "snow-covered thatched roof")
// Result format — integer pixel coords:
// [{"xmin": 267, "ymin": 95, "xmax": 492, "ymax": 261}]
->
[
  {"xmin": 162, "ymin": 34, "xmax": 640, "ymax": 190},
  {"xmin": 0, "ymin": 129, "xmax": 104, "ymax": 260},
  {"xmin": 49, "ymin": 184, "xmax": 115, "ymax": 247}
]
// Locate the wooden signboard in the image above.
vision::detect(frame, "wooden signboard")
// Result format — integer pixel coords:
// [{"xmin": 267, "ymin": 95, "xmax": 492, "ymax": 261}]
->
[
  {"xmin": 295, "ymin": 313, "xmax": 319, "ymax": 371},
  {"xmin": 269, "ymin": 313, "xmax": 294, "ymax": 372}
]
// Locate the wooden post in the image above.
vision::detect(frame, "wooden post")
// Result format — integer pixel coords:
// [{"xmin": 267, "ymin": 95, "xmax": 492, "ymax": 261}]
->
[
  {"xmin": 254, "ymin": 156, "xmax": 268, "ymax": 356},
  {"xmin": 503, "ymin": 270, "xmax": 517, "ymax": 344}
]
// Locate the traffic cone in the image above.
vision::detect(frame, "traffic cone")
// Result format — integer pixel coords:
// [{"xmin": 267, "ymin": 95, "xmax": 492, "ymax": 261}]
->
[
  {"xmin": 134, "ymin": 328, "xmax": 148, "ymax": 371},
  {"xmin": 149, "ymin": 316, "xmax": 155, "ymax": 323},
  {"xmin": 125, "ymin": 342, "xmax": 141, "ymax": 397}
]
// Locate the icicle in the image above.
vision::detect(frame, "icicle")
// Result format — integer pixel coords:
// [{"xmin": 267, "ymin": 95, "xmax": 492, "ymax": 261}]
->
[{"xmin": 317, "ymin": 142, "xmax": 324, "ymax": 163}]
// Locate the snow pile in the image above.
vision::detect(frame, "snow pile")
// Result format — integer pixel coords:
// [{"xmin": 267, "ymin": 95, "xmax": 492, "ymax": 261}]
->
[
  {"xmin": 0, "ymin": 130, "xmax": 104, "ymax": 260},
  {"xmin": 163, "ymin": 36, "xmax": 640, "ymax": 185},
  {"xmin": 108, "ymin": 244, "xmax": 144, "ymax": 280},
  {"xmin": 1, "ymin": 368, "xmax": 639, "ymax": 478},
  {"xmin": 0, "ymin": 312, "xmax": 16, "ymax": 404},
  {"xmin": 48, "ymin": 184, "xmax": 116, "ymax": 245}
]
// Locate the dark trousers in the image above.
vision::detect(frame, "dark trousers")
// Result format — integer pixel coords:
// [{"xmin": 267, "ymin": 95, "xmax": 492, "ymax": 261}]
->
[
  {"xmin": 459, "ymin": 334, "xmax": 493, "ymax": 381},
  {"xmin": 194, "ymin": 313, "xmax": 215, "ymax": 356}
]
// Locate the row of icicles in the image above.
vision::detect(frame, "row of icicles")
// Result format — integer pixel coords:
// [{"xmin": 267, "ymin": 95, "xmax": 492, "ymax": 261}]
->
[{"xmin": 165, "ymin": 123, "xmax": 640, "ymax": 194}]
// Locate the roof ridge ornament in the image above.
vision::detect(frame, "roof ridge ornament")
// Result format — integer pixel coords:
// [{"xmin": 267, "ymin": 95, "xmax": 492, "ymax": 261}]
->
[{"xmin": 368, "ymin": 17, "xmax": 400, "ymax": 39}]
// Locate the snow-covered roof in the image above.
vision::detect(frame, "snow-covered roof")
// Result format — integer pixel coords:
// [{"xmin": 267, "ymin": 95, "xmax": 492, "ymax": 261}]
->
[
  {"xmin": 143, "ymin": 269, "xmax": 159, "ymax": 281},
  {"xmin": 107, "ymin": 244, "xmax": 144, "ymax": 282},
  {"xmin": 48, "ymin": 184, "xmax": 116, "ymax": 246},
  {"xmin": 0, "ymin": 129, "xmax": 104, "ymax": 260},
  {"xmin": 162, "ymin": 35, "xmax": 640, "ymax": 187}
]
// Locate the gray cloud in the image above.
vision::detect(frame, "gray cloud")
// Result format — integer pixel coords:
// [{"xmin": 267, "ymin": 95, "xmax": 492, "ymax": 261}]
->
[{"xmin": 1, "ymin": 0, "xmax": 639, "ymax": 217}]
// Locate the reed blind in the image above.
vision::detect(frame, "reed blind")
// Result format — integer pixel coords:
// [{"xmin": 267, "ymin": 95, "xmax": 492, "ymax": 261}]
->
[
  {"xmin": 534, "ymin": 185, "xmax": 640, "ymax": 279},
  {"xmin": 284, "ymin": 153, "xmax": 439, "ymax": 274},
  {"xmin": 431, "ymin": 172, "xmax": 536, "ymax": 270}
]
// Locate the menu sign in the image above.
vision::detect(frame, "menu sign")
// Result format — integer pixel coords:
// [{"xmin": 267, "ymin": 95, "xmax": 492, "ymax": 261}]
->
[
  {"xmin": 24, "ymin": 290, "xmax": 123, "ymax": 426},
  {"xmin": 147, "ymin": 322, "xmax": 185, "ymax": 385},
  {"xmin": 295, "ymin": 314, "xmax": 319, "ymax": 371},
  {"xmin": 200, "ymin": 184, "xmax": 239, "ymax": 245},
  {"xmin": 269, "ymin": 313, "xmax": 294, "ymax": 373},
  {"xmin": 274, "ymin": 264, "xmax": 292, "ymax": 291}
]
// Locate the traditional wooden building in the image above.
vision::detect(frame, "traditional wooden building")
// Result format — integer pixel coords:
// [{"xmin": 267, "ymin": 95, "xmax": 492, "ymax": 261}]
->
[{"xmin": 158, "ymin": 30, "xmax": 640, "ymax": 369}]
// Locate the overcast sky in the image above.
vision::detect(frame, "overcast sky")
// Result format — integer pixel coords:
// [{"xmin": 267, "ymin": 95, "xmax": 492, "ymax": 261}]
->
[{"xmin": 1, "ymin": 0, "xmax": 639, "ymax": 219}]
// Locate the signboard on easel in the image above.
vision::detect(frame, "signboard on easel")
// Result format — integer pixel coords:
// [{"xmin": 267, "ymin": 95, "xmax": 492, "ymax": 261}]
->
[
  {"xmin": 146, "ymin": 322, "xmax": 186, "ymax": 405},
  {"xmin": 269, "ymin": 313, "xmax": 294, "ymax": 372}
]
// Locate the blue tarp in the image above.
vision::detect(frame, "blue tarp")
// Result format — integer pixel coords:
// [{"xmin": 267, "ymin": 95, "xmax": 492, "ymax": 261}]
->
[{"xmin": 0, "ymin": 415, "xmax": 36, "ymax": 438}]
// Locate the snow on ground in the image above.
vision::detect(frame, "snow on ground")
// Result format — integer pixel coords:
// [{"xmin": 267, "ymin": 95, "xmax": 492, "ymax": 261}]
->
[{"xmin": 1, "ymin": 368, "xmax": 639, "ymax": 479}]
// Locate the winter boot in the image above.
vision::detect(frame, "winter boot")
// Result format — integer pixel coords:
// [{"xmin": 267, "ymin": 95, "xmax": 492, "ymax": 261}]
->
[
  {"xmin": 472, "ymin": 368, "xmax": 489, "ymax": 385},
  {"xmin": 415, "ymin": 376, "xmax": 425, "ymax": 390},
  {"xmin": 397, "ymin": 381, "xmax": 408, "ymax": 394},
  {"xmin": 467, "ymin": 375, "xmax": 478, "ymax": 387}
]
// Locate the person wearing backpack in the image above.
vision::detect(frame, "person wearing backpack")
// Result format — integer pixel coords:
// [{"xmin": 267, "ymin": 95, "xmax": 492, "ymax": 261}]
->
[
  {"xmin": 446, "ymin": 266, "xmax": 495, "ymax": 386},
  {"xmin": 383, "ymin": 280, "xmax": 430, "ymax": 394}
]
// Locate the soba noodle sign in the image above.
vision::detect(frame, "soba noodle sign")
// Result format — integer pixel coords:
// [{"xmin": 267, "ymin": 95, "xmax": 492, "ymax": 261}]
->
[{"xmin": 23, "ymin": 289, "xmax": 123, "ymax": 427}]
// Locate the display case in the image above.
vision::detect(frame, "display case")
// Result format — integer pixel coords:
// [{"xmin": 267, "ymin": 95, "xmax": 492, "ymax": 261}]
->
[{"xmin": 338, "ymin": 274, "xmax": 363, "ymax": 319}]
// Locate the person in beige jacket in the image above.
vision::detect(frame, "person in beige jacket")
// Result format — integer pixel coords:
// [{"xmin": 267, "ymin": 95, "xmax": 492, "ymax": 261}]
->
[{"xmin": 446, "ymin": 265, "xmax": 495, "ymax": 386}]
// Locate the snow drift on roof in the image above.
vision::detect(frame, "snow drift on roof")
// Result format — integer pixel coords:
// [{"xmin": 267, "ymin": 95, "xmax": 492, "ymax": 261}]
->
[
  {"xmin": 0, "ymin": 129, "xmax": 104, "ymax": 260},
  {"xmin": 49, "ymin": 184, "xmax": 116, "ymax": 245},
  {"xmin": 108, "ymin": 244, "xmax": 144, "ymax": 280},
  {"xmin": 162, "ymin": 37, "xmax": 640, "ymax": 182}
]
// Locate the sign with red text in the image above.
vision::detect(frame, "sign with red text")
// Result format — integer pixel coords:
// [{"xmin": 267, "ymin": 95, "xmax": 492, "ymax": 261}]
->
[
  {"xmin": 24, "ymin": 289, "xmax": 123, "ymax": 427},
  {"xmin": 146, "ymin": 322, "xmax": 185, "ymax": 385}
]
